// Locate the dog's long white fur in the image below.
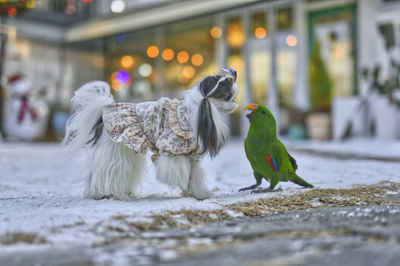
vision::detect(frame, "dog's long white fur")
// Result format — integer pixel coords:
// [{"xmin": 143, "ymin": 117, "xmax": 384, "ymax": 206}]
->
[
  {"xmin": 64, "ymin": 79, "xmax": 236, "ymax": 200},
  {"xmin": 86, "ymin": 133, "xmax": 146, "ymax": 200},
  {"xmin": 63, "ymin": 81, "xmax": 113, "ymax": 152}
]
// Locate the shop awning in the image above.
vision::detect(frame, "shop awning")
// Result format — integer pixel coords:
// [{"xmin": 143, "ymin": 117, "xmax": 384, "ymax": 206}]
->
[{"xmin": 65, "ymin": 0, "xmax": 261, "ymax": 42}]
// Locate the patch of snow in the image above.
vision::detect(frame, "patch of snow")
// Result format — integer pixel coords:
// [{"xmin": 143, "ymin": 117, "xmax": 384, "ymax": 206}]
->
[
  {"xmin": 157, "ymin": 249, "xmax": 178, "ymax": 260},
  {"xmin": 310, "ymin": 198, "xmax": 323, "ymax": 207},
  {"xmin": 1, "ymin": 140, "xmax": 400, "ymax": 250},
  {"xmin": 187, "ymin": 237, "xmax": 213, "ymax": 246},
  {"xmin": 285, "ymin": 138, "xmax": 400, "ymax": 160}
]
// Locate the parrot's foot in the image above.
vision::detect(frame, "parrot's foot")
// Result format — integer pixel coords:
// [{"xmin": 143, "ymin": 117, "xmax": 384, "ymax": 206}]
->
[
  {"xmin": 238, "ymin": 184, "xmax": 260, "ymax": 192},
  {"xmin": 251, "ymin": 187, "xmax": 282, "ymax": 193}
]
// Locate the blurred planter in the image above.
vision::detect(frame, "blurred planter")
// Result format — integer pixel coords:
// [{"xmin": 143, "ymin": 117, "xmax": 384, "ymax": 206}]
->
[
  {"xmin": 306, "ymin": 113, "xmax": 331, "ymax": 140},
  {"xmin": 287, "ymin": 108, "xmax": 308, "ymax": 140},
  {"xmin": 288, "ymin": 125, "xmax": 307, "ymax": 140}
]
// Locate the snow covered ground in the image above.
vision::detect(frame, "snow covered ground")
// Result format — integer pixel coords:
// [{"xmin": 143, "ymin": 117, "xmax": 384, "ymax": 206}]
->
[
  {"xmin": 1, "ymin": 139, "xmax": 400, "ymax": 253},
  {"xmin": 286, "ymin": 138, "xmax": 400, "ymax": 160}
]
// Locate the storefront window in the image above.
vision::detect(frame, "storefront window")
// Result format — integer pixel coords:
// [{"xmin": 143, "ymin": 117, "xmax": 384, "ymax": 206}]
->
[
  {"xmin": 106, "ymin": 16, "xmax": 218, "ymax": 101},
  {"xmin": 308, "ymin": 4, "xmax": 357, "ymax": 112},
  {"xmin": 164, "ymin": 16, "xmax": 218, "ymax": 95},
  {"xmin": 227, "ymin": 16, "xmax": 246, "ymax": 136},
  {"xmin": 276, "ymin": 6, "xmax": 296, "ymax": 133},
  {"xmin": 250, "ymin": 11, "xmax": 270, "ymax": 106},
  {"xmin": 107, "ymin": 29, "xmax": 157, "ymax": 101},
  {"xmin": 277, "ymin": 6, "xmax": 293, "ymax": 30},
  {"xmin": 251, "ymin": 12, "xmax": 268, "ymax": 39},
  {"xmin": 277, "ymin": 34, "xmax": 296, "ymax": 110}
]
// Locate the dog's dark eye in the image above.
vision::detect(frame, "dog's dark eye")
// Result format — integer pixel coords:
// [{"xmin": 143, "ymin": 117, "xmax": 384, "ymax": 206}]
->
[{"xmin": 261, "ymin": 111, "xmax": 266, "ymax": 115}]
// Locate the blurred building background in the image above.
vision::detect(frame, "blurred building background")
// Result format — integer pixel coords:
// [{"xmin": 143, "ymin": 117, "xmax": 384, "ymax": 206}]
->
[{"xmin": 0, "ymin": 0, "xmax": 400, "ymax": 141}]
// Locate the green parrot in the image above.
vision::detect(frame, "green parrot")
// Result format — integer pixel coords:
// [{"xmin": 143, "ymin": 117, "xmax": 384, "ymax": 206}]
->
[{"xmin": 239, "ymin": 103, "xmax": 314, "ymax": 193}]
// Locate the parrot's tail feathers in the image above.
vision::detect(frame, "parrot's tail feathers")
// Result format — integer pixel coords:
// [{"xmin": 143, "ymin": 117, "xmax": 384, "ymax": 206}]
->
[{"xmin": 290, "ymin": 174, "xmax": 314, "ymax": 188}]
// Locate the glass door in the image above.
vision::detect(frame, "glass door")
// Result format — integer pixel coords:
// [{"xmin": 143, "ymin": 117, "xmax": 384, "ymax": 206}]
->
[
  {"xmin": 221, "ymin": 2, "xmax": 299, "ymax": 137},
  {"xmin": 248, "ymin": 11, "xmax": 270, "ymax": 107},
  {"xmin": 308, "ymin": 4, "xmax": 357, "ymax": 112}
]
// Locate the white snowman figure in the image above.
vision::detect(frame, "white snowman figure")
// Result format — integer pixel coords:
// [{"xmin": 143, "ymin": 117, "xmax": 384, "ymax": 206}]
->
[{"xmin": 3, "ymin": 74, "xmax": 49, "ymax": 141}]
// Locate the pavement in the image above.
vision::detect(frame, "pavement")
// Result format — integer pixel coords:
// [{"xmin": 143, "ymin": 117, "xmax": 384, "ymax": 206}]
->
[
  {"xmin": 0, "ymin": 139, "xmax": 400, "ymax": 266},
  {"xmin": 1, "ymin": 205, "xmax": 400, "ymax": 266}
]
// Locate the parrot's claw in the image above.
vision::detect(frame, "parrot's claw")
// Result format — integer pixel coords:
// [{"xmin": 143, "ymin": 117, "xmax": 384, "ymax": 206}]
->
[
  {"xmin": 238, "ymin": 184, "xmax": 260, "ymax": 192},
  {"xmin": 251, "ymin": 187, "xmax": 282, "ymax": 193}
]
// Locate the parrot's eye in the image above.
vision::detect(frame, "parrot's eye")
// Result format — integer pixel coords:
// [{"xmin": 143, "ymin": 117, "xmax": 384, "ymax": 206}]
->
[{"xmin": 261, "ymin": 111, "xmax": 266, "ymax": 115}]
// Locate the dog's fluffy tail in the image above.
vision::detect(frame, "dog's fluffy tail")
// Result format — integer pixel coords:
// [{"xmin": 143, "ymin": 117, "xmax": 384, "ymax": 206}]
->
[{"xmin": 63, "ymin": 81, "xmax": 114, "ymax": 151}]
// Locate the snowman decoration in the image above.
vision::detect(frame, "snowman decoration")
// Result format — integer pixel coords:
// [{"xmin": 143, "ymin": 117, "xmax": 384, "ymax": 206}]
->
[{"xmin": 3, "ymin": 74, "xmax": 49, "ymax": 141}]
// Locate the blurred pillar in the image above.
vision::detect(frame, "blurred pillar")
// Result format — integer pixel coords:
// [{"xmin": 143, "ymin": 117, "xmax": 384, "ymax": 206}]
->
[
  {"xmin": 293, "ymin": 0, "xmax": 309, "ymax": 111},
  {"xmin": 242, "ymin": 11, "xmax": 252, "ymax": 137},
  {"xmin": 154, "ymin": 27, "xmax": 165, "ymax": 98},
  {"xmin": 358, "ymin": 0, "xmax": 377, "ymax": 85},
  {"xmin": 267, "ymin": 7, "xmax": 279, "ymax": 133},
  {"xmin": 215, "ymin": 15, "xmax": 234, "ymax": 133},
  {"xmin": 215, "ymin": 15, "xmax": 226, "ymax": 71},
  {"xmin": 357, "ymin": 0, "xmax": 377, "ymax": 136},
  {"xmin": 0, "ymin": 15, "xmax": 6, "ymax": 135}
]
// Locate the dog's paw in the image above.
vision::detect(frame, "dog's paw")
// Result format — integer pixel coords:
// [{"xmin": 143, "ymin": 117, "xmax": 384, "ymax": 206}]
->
[
  {"xmin": 194, "ymin": 192, "xmax": 213, "ymax": 200},
  {"xmin": 183, "ymin": 189, "xmax": 213, "ymax": 200}
]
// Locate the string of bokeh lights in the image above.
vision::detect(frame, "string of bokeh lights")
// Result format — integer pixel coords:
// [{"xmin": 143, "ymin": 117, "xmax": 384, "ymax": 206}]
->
[
  {"xmin": 110, "ymin": 25, "xmax": 297, "ymax": 91},
  {"xmin": 110, "ymin": 46, "xmax": 205, "ymax": 91}
]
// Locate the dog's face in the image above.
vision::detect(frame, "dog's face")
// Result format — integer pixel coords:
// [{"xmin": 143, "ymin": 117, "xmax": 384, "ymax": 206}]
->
[
  {"xmin": 199, "ymin": 75, "xmax": 239, "ymax": 113},
  {"xmin": 196, "ymin": 70, "xmax": 239, "ymax": 158}
]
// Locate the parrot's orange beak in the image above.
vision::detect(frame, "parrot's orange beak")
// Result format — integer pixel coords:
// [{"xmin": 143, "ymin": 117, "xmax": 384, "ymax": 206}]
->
[{"xmin": 244, "ymin": 103, "xmax": 258, "ymax": 112}]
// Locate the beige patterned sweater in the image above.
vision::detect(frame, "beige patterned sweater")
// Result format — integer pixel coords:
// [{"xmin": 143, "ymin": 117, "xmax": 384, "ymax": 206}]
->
[{"xmin": 102, "ymin": 97, "xmax": 197, "ymax": 161}]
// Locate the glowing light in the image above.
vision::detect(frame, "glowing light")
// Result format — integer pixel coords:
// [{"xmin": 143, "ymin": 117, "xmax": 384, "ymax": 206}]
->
[
  {"xmin": 286, "ymin": 35, "xmax": 297, "ymax": 47},
  {"xmin": 7, "ymin": 6, "xmax": 17, "ymax": 17},
  {"xmin": 112, "ymin": 80, "xmax": 123, "ymax": 91},
  {"xmin": 210, "ymin": 26, "xmax": 222, "ymax": 39},
  {"xmin": 177, "ymin": 51, "xmax": 189, "ymax": 64},
  {"xmin": 277, "ymin": 52, "xmax": 288, "ymax": 65},
  {"xmin": 93, "ymin": 56, "xmax": 105, "ymax": 68},
  {"xmin": 110, "ymin": 0, "xmax": 126, "ymax": 13},
  {"xmin": 116, "ymin": 33, "xmax": 127, "ymax": 43},
  {"xmin": 120, "ymin": 55, "xmax": 134, "ymax": 68},
  {"xmin": 227, "ymin": 24, "xmax": 245, "ymax": 48},
  {"xmin": 191, "ymin": 53, "xmax": 203, "ymax": 66},
  {"xmin": 229, "ymin": 55, "xmax": 243, "ymax": 74},
  {"xmin": 147, "ymin": 45, "xmax": 159, "ymax": 58},
  {"xmin": 254, "ymin": 27, "xmax": 267, "ymax": 39},
  {"xmin": 26, "ymin": 0, "xmax": 36, "ymax": 8},
  {"xmin": 182, "ymin": 66, "xmax": 196, "ymax": 79},
  {"xmin": 65, "ymin": 2, "xmax": 75, "ymax": 15},
  {"xmin": 111, "ymin": 71, "xmax": 118, "ymax": 81},
  {"xmin": 116, "ymin": 71, "xmax": 130, "ymax": 83},
  {"xmin": 333, "ymin": 45, "xmax": 346, "ymax": 60},
  {"xmin": 82, "ymin": 0, "xmax": 93, "ymax": 3},
  {"xmin": 162, "ymin": 48, "xmax": 174, "ymax": 61},
  {"xmin": 138, "ymin": 64, "xmax": 152, "ymax": 77}
]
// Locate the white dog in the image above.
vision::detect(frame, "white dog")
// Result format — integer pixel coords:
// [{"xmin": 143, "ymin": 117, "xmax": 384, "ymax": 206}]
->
[{"xmin": 63, "ymin": 68, "xmax": 239, "ymax": 200}]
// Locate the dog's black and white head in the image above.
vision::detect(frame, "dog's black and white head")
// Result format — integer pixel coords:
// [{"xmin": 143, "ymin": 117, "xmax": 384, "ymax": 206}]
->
[{"xmin": 195, "ymin": 67, "xmax": 239, "ymax": 158}]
